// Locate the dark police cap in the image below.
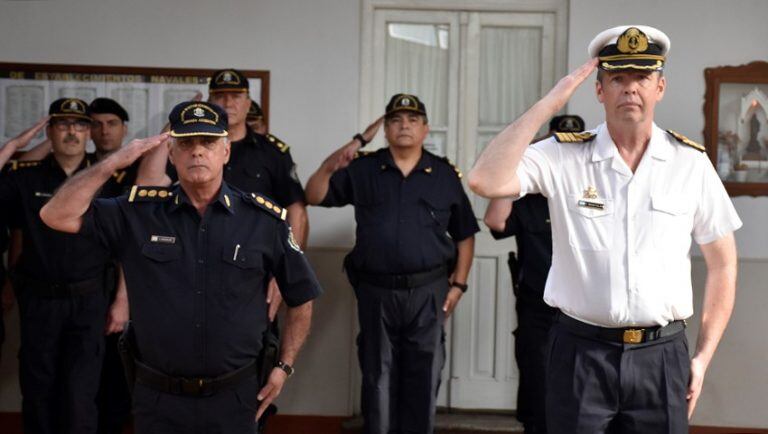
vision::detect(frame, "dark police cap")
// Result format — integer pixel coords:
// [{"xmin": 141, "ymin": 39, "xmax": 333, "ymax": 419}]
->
[
  {"xmin": 247, "ymin": 99, "xmax": 263, "ymax": 120},
  {"xmin": 385, "ymin": 93, "xmax": 427, "ymax": 118},
  {"xmin": 168, "ymin": 101, "xmax": 228, "ymax": 138},
  {"xmin": 209, "ymin": 69, "xmax": 249, "ymax": 93},
  {"xmin": 89, "ymin": 98, "xmax": 129, "ymax": 122},
  {"xmin": 550, "ymin": 115, "xmax": 585, "ymax": 133},
  {"xmin": 588, "ymin": 25, "xmax": 670, "ymax": 72},
  {"xmin": 49, "ymin": 98, "xmax": 91, "ymax": 122}
]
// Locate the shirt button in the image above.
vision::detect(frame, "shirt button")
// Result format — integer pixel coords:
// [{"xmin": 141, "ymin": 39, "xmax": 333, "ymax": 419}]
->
[
  {"xmin": 200, "ymin": 225, "xmax": 207, "ymax": 232},
  {"xmin": 195, "ymin": 323, "xmax": 201, "ymax": 328},
  {"xmin": 197, "ymin": 259, "xmax": 204, "ymax": 264},
  {"xmin": 196, "ymin": 290, "xmax": 202, "ymax": 295}
]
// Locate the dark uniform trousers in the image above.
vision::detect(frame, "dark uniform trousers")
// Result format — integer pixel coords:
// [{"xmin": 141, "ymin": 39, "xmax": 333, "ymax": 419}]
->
[
  {"xmin": 545, "ymin": 319, "xmax": 690, "ymax": 434},
  {"xmin": 17, "ymin": 288, "xmax": 108, "ymax": 434},
  {"xmin": 355, "ymin": 278, "xmax": 449, "ymax": 434},
  {"xmin": 132, "ymin": 376, "xmax": 261, "ymax": 434}
]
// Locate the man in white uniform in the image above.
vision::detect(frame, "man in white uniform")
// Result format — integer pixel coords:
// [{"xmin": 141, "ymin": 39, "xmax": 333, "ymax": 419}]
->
[{"xmin": 468, "ymin": 25, "xmax": 741, "ymax": 434}]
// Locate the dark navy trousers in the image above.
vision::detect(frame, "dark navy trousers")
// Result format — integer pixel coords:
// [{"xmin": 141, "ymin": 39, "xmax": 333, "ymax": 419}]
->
[{"xmin": 355, "ymin": 279, "xmax": 449, "ymax": 434}]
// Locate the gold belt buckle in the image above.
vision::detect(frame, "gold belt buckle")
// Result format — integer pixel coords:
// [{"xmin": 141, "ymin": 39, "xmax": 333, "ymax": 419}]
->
[{"xmin": 623, "ymin": 329, "xmax": 644, "ymax": 344}]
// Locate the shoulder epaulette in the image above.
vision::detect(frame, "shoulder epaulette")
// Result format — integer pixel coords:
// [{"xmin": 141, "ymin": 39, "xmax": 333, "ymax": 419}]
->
[
  {"xmin": 245, "ymin": 193, "xmax": 287, "ymax": 221},
  {"xmin": 439, "ymin": 156, "xmax": 463, "ymax": 179},
  {"xmin": 666, "ymin": 130, "xmax": 705, "ymax": 152},
  {"xmin": 553, "ymin": 132, "xmax": 596, "ymax": 143},
  {"xmin": 112, "ymin": 170, "xmax": 128, "ymax": 184},
  {"xmin": 6, "ymin": 160, "xmax": 42, "ymax": 171},
  {"xmin": 354, "ymin": 150, "xmax": 375, "ymax": 159},
  {"xmin": 266, "ymin": 134, "xmax": 290, "ymax": 153},
  {"xmin": 127, "ymin": 185, "xmax": 174, "ymax": 203}
]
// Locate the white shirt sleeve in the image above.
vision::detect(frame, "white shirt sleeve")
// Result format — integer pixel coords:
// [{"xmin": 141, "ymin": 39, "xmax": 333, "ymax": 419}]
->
[
  {"xmin": 515, "ymin": 139, "xmax": 559, "ymax": 199},
  {"xmin": 692, "ymin": 152, "xmax": 743, "ymax": 245}
]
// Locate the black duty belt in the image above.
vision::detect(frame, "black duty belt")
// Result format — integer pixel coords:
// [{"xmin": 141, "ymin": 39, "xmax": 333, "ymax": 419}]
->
[
  {"xmin": 135, "ymin": 359, "xmax": 258, "ymax": 397},
  {"xmin": 19, "ymin": 274, "xmax": 103, "ymax": 297},
  {"xmin": 356, "ymin": 265, "xmax": 448, "ymax": 289},
  {"xmin": 557, "ymin": 312, "xmax": 686, "ymax": 344}
]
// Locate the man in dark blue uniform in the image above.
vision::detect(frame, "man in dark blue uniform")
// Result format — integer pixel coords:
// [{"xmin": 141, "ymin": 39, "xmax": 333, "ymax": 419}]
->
[
  {"xmin": 139, "ymin": 69, "xmax": 307, "ymax": 320},
  {"xmin": 0, "ymin": 98, "xmax": 111, "ymax": 434},
  {"xmin": 88, "ymin": 97, "xmax": 135, "ymax": 434},
  {"xmin": 40, "ymin": 100, "xmax": 322, "ymax": 434},
  {"xmin": 483, "ymin": 115, "xmax": 585, "ymax": 434},
  {"xmin": 306, "ymin": 94, "xmax": 479, "ymax": 434}
]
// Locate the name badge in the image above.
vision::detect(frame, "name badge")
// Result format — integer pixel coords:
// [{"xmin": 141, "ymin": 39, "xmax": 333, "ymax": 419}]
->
[
  {"xmin": 34, "ymin": 192, "xmax": 53, "ymax": 198},
  {"xmin": 150, "ymin": 235, "xmax": 176, "ymax": 244},
  {"xmin": 578, "ymin": 185, "xmax": 605, "ymax": 210}
]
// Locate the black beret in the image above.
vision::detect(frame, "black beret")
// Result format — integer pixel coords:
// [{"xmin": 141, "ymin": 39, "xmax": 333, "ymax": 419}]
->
[{"xmin": 89, "ymin": 98, "xmax": 129, "ymax": 122}]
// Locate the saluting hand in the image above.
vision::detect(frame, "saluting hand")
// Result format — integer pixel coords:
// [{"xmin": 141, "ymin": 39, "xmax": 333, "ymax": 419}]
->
[
  {"xmin": 255, "ymin": 367, "xmax": 288, "ymax": 421},
  {"xmin": 543, "ymin": 58, "xmax": 599, "ymax": 113},
  {"xmin": 4, "ymin": 116, "xmax": 50, "ymax": 151},
  {"xmin": 106, "ymin": 132, "xmax": 170, "ymax": 171}
]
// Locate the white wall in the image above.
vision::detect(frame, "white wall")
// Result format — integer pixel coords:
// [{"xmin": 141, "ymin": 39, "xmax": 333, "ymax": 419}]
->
[
  {"xmin": 1, "ymin": 0, "xmax": 767, "ymax": 428},
  {"xmin": 567, "ymin": 0, "xmax": 768, "ymax": 427}
]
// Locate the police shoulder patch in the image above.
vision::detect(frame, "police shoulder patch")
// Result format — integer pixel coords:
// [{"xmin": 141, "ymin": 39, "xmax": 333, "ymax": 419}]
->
[
  {"xmin": 553, "ymin": 132, "xmax": 596, "ymax": 143},
  {"xmin": 439, "ymin": 156, "xmax": 463, "ymax": 179},
  {"xmin": 266, "ymin": 134, "xmax": 290, "ymax": 153},
  {"xmin": 245, "ymin": 193, "xmax": 287, "ymax": 221},
  {"xmin": 666, "ymin": 130, "xmax": 705, "ymax": 152},
  {"xmin": 127, "ymin": 185, "xmax": 174, "ymax": 203}
]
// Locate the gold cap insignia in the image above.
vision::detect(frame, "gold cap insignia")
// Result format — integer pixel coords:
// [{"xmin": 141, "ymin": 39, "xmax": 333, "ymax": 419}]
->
[{"xmin": 617, "ymin": 27, "xmax": 649, "ymax": 54}]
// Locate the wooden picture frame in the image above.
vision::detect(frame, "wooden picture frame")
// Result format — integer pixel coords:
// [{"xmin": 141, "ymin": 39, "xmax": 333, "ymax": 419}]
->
[
  {"xmin": 0, "ymin": 62, "xmax": 269, "ymax": 145},
  {"xmin": 703, "ymin": 61, "xmax": 768, "ymax": 196}
]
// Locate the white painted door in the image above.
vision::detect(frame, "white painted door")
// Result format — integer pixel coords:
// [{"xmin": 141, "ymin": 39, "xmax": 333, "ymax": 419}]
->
[{"xmin": 366, "ymin": 7, "xmax": 561, "ymax": 411}]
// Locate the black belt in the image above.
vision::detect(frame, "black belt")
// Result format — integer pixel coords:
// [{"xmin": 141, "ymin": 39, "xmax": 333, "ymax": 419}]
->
[
  {"xmin": 557, "ymin": 312, "xmax": 686, "ymax": 344},
  {"xmin": 18, "ymin": 274, "xmax": 103, "ymax": 297},
  {"xmin": 135, "ymin": 359, "xmax": 258, "ymax": 397},
  {"xmin": 356, "ymin": 265, "xmax": 448, "ymax": 289}
]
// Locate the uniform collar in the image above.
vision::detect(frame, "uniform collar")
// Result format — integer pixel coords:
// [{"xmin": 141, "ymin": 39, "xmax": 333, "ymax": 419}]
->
[
  {"xmin": 169, "ymin": 181, "xmax": 236, "ymax": 215},
  {"xmin": 647, "ymin": 123, "xmax": 673, "ymax": 161},
  {"xmin": 591, "ymin": 122, "xmax": 671, "ymax": 162},
  {"xmin": 44, "ymin": 152, "xmax": 93, "ymax": 175},
  {"xmin": 378, "ymin": 147, "xmax": 434, "ymax": 175}
]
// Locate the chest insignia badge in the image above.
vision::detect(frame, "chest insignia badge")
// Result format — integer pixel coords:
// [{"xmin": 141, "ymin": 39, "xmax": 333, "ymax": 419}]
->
[{"xmin": 578, "ymin": 186, "xmax": 605, "ymax": 210}]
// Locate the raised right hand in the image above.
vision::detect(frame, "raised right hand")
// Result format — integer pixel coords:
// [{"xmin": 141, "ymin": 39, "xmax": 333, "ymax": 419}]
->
[
  {"xmin": 4, "ymin": 116, "xmax": 50, "ymax": 150},
  {"xmin": 543, "ymin": 58, "xmax": 599, "ymax": 113},
  {"xmin": 107, "ymin": 132, "xmax": 170, "ymax": 171}
]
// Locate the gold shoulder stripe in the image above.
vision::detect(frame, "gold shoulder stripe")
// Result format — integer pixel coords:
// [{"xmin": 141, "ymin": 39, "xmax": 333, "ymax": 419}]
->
[
  {"xmin": 9, "ymin": 160, "xmax": 42, "ymax": 171},
  {"xmin": 553, "ymin": 132, "xmax": 596, "ymax": 143},
  {"xmin": 439, "ymin": 156, "xmax": 463, "ymax": 179},
  {"xmin": 666, "ymin": 130, "xmax": 705, "ymax": 152},
  {"xmin": 266, "ymin": 134, "xmax": 289, "ymax": 153},
  {"xmin": 247, "ymin": 193, "xmax": 286, "ymax": 220},
  {"xmin": 128, "ymin": 186, "xmax": 174, "ymax": 203},
  {"xmin": 354, "ymin": 150, "xmax": 374, "ymax": 159}
]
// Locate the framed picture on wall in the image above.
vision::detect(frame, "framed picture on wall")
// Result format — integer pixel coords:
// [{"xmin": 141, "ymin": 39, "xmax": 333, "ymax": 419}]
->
[
  {"xmin": 703, "ymin": 60, "xmax": 768, "ymax": 196},
  {"xmin": 0, "ymin": 62, "xmax": 269, "ymax": 147}
]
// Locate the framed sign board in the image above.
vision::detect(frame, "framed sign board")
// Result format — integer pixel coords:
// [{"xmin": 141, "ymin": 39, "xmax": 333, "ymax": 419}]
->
[{"xmin": 0, "ymin": 62, "xmax": 269, "ymax": 145}]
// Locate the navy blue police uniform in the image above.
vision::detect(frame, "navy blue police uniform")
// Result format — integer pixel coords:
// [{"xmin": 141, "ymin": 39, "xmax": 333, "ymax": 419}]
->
[
  {"xmin": 88, "ymin": 97, "xmax": 138, "ymax": 434},
  {"xmin": 0, "ymin": 98, "xmax": 111, "ymax": 434},
  {"xmin": 318, "ymin": 94, "xmax": 479, "ymax": 434},
  {"xmin": 490, "ymin": 115, "xmax": 585, "ymax": 434},
  {"xmin": 79, "ymin": 101, "xmax": 322, "ymax": 434}
]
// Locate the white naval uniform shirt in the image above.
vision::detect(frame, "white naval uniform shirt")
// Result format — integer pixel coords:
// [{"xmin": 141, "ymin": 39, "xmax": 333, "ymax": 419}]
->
[{"xmin": 516, "ymin": 122, "xmax": 742, "ymax": 327}]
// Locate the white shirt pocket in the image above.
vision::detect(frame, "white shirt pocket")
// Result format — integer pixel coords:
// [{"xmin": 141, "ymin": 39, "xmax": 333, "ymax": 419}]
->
[
  {"xmin": 651, "ymin": 194, "xmax": 693, "ymax": 250},
  {"xmin": 566, "ymin": 193, "xmax": 614, "ymax": 251}
]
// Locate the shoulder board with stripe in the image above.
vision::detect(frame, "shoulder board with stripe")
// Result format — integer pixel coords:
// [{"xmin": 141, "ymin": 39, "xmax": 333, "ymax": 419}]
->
[
  {"xmin": 666, "ymin": 130, "xmax": 705, "ymax": 152},
  {"xmin": 266, "ymin": 134, "xmax": 290, "ymax": 153},
  {"xmin": 439, "ymin": 156, "xmax": 463, "ymax": 179},
  {"xmin": 245, "ymin": 193, "xmax": 287, "ymax": 221},
  {"xmin": 553, "ymin": 132, "xmax": 596, "ymax": 143},
  {"xmin": 353, "ymin": 150, "xmax": 376, "ymax": 159},
  {"xmin": 7, "ymin": 160, "xmax": 42, "ymax": 171},
  {"xmin": 127, "ymin": 185, "xmax": 174, "ymax": 203}
]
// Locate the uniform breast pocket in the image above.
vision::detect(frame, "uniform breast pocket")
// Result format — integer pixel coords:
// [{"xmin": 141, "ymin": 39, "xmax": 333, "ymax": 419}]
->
[
  {"xmin": 243, "ymin": 165, "xmax": 272, "ymax": 191},
  {"xmin": 141, "ymin": 243, "xmax": 182, "ymax": 263},
  {"xmin": 221, "ymin": 246, "xmax": 265, "ymax": 300},
  {"xmin": 566, "ymin": 194, "xmax": 614, "ymax": 251},
  {"xmin": 419, "ymin": 197, "xmax": 451, "ymax": 231},
  {"xmin": 651, "ymin": 194, "xmax": 693, "ymax": 249},
  {"xmin": 355, "ymin": 197, "xmax": 386, "ymax": 227}
]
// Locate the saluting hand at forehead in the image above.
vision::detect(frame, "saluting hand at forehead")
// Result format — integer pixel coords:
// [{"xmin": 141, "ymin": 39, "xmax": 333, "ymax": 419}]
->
[{"xmin": 108, "ymin": 132, "xmax": 170, "ymax": 170}]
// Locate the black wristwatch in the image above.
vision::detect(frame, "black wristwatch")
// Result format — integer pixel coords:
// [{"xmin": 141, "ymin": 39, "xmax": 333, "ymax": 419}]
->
[
  {"xmin": 450, "ymin": 281, "xmax": 468, "ymax": 293},
  {"xmin": 276, "ymin": 360, "xmax": 294, "ymax": 377},
  {"xmin": 353, "ymin": 133, "xmax": 368, "ymax": 148}
]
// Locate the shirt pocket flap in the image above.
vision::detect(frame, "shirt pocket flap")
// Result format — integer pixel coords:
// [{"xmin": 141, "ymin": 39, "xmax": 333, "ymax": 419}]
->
[
  {"xmin": 652, "ymin": 195, "xmax": 692, "ymax": 216},
  {"xmin": 567, "ymin": 193, "xmax": 614, "ymax": 219},
  {"xmin": 222, "ymin": 247, "xmax": 263, "ymax": 270},
  {"xmin": 141, "ymin": 243, "xmax": 182, "ymax": 262}
]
